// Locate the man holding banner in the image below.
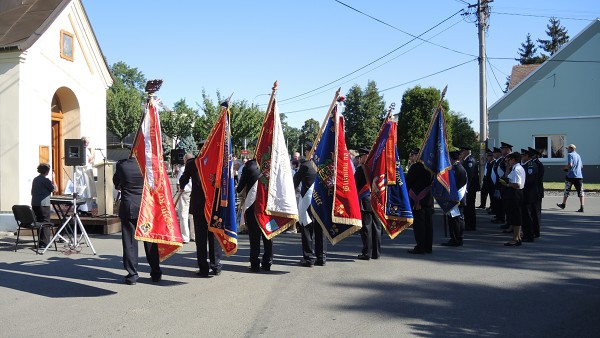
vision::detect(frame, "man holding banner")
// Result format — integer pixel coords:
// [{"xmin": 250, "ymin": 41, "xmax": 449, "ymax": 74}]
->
[{"xmin": 355, "ymin": 147, "xmax": 382, "ymax": 260}]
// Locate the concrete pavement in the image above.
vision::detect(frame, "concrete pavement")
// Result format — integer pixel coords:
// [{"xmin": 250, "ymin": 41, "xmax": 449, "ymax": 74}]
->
[{"xmin": 0, "ymin": 195, "xmax": 598, "ymax": 337}]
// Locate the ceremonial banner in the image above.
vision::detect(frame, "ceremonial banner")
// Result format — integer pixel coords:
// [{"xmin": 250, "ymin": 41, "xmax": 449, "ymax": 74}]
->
[
  {"xmin": 132, "ymin": 97, "xmax": 182, "ymax": 261},
  {"xmin": 310, "ymin": 97, "xmax": 362, "ymax": 245},
  {"xmin": 365, "ymin": 119, "xmax": 413, "ymax": 239},
  {"xmin": 196, "ymin": 103, "xmax": 238, "ymax": 256},
  {"xmin": 418, "ymin": 106, "xmax": 459, "ymax": 214},
  {"xmin": 250, "ymin": 88, "xmax": 298, "ymax": 239}
]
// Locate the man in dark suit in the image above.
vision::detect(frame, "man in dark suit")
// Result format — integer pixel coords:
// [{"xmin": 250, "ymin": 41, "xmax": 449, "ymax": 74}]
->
[
  {"xmin": 179, "ymin": 146, "xmax": 222, "ymax": 277},
  {"xmin": 521, "ymin": 149, "xmax": 539, "ymax": 242},
  {"xmin": 478, "ymin": 149, "xmax": 494, "ymax": 209},
  {"xmin": 441, "ymin": 150, "xmax": 467, "ymax": 247},
  {"xmin": 237, "ymin": 158, "xmax": 273, "ymax": 272},
  {"xmin": 354, "ymin": 148, "xmax": 381, "ymax": 260},
  {"xmin": 406, "ymin": 160, "xmax": 435, "ymax": 254},
  {"xmin": 461, "ymin": 146, "xmax": 479, "ymax": 230},
  {"xmin": 113, "ymin": 157, "xmax": 161, "ymax": 285},
  {"xmin": 293, "ymin": 141, "xmax": 326, "ymax": 267}
]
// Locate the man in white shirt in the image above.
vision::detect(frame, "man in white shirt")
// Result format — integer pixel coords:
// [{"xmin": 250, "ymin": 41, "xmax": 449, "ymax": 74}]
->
[{"xmin": 176, "ymin": 153, "xmax": 194, "ymax": 243}]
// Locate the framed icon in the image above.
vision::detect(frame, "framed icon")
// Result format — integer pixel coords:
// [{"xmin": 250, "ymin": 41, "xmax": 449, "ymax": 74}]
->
[{"xmin": 60, "ymin": 30, "xmax": 74, "ymax": 61}]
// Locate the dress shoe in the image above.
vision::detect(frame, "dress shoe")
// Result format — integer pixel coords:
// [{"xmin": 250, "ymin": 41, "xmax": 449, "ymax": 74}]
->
[
  {"xmin": 248, "ymin": 266, "xmax": 260, "ymax": 273},
  {"xmin": 504, "ymin": 240, "xmax": 522, "ymax": 246},
  {"xmin": 556, "ymin": 203, "xmax": 565, "ymax": 209},
  {"xmin": 211, "ymin": 270, "xmax": 222, "ymax": 276},
  {"xmin": 315, "ymin": 260, "xmax": 326, "ymax": 266},
  {"xmin": 502, "ymin": 229, "xmax": 513, "ymax": 233},
  {"xmin": 261, "ymin": 265, "xmax": 271, "ymax": 271},
  {"xmin": 407, "ymin": 248, "xmax": 425, "ymax": 254},
  {"xmin": 299, "ymin": 259, "xmax": 314, "ymax": 267},
  {"xmin": 522, "ymin": 237, "xmax": 534, "ymax": 243},
  {"xmin": 357, "ymin": 254, "xmax": 370, "ymax": 260},
  {"xmin": 577, "ymin": 207, "xmax": 584, "ymax": 212},
  {"xmin": 477, "ymin": 205, "xmax": 486, "ymax": 209},
  {"xmin": 125, "ymin": 279, "xmax": 137, "ymax": 285},
  {"xmin": 196, "ymin": 271, "xmax": 210, "ymax": 278},
  {"xmin": 441, "ymin": 241, "xmax": 462, "ymax": 247},
  {"xmin": 371, "ymin": 255, "xmax": 379, "ymax": 260},
  {"xmin": 151, "ymin": 274, "xmax": 162, "ymax": 283}
]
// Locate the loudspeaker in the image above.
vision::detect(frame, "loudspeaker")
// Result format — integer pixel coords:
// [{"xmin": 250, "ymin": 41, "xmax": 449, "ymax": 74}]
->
[
  {"xmin": 64, "ymin": 139, "xmax": 86, "ymax": 166},
  {"xmin": 170, "ymin": 149, "xmax": 186, "ymax": 165}
]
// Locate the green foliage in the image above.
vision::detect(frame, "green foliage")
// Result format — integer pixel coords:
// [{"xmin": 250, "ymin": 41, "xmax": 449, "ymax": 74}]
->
[
  {"xmin": 448, "ymin": 112, "xmax": 479, "ymax": 158},
  {"xmin": 281, "ymin": 114, "xmax": 301, "ymax": 156},
  {"xmin": 107, "ymin": 62, "xmax": 146, "ymax": 145},
  {"xmin": 343, "ymin": 80, "xmax": 386, "ymax": 150},
  {"xmin": 537, "ymin": 17, "xmax": 569, "ymax": 58},
  {"xmin": 299, "ymin": 118, "xmax": 320, "ymax": 153},
  {"xmin": 397, "ymin": 86, "xmax": 451, "ymax": 160},
  {"xmin": 159, "ymin": 98, "xmax": 196, "ymax": 149},
  {"xmin": 518, "ymin": 33, "xmax": 543, "ymax": 65}
]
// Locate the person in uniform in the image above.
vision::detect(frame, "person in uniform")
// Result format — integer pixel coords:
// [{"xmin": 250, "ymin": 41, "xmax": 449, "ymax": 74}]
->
[
  {"xmin": 488, "ymin": 147, "xmax": 502, "ymax": 216},
  {"xmin": 499, "ymin": 151, "xmax": 525, "ymax": 246},
  {"xmin": 406, "ymin": 159, "xmax": 434, "ymax": 254},
  {"xmin": 293, "ymin": 141, "xmax": 326, "ymax": 267},
  {"xmin": 113, "ymin": 157, "xmax": 161, "ymax": 285},
  {"xmin": 492, "ymin": 142, "xmax": 512, "ymax": 227},
  {"xmin": 520, "ymin": 149, "xmax": 538, "ymax": 243},
  {"xmin": 441, "ymin": 150, "xmax": 467, "ymax": 247},
  {"xmin": 478, "ymin": 149, "xmax": 494, "ymax": 209},
  {"xmin": 460, "ymin": 146, "xmax": 479, "ymax": 231},
  {"xmin": 179, "ymin": 143, "xmax": 222, "ymax": 277},
  {"xmin": 529, "ymin": 147, "xmax": 544, "ymax": 238},
  {"xmin": 354, "ymin": 148, "xmax": 381, "ymax": 260},
  {"xmin": 237, "ymin": 158, "xmax": 273, "ymax": 272}
]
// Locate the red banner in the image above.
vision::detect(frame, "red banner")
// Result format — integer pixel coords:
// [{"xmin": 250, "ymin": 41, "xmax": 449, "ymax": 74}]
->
[{"xmin": 132, "ymin": 98, "xmax": 183, "ymax": 261}]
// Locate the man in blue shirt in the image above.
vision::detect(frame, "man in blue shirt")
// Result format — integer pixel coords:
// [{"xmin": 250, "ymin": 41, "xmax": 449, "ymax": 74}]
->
[{"xmin": 557, "ymin": 144, "xmax": 584, "ymax": 212}]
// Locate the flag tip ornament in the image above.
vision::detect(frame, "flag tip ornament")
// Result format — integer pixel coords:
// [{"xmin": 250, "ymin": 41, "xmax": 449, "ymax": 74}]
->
[{"xmin": 145, "ymin": 79, "xmax": 163, "ymax": 95}]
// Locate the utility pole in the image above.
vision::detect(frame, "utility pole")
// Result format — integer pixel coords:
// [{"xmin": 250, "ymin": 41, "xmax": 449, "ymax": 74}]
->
[{"xmin": 476, "ymin": 0, "xmax": 491, "ymax": 186}]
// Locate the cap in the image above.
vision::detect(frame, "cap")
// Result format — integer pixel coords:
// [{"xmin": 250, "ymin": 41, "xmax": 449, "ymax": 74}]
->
[
  {"xmin": 409, "ymin": 148, "xmax": 419, "ymax": 155},
  {"xmin": 567, "ymin": 144, "xmax": 576, "ymax": 150},
  {"xmin": 486, "ymin": 148, "xmax": 493, "ymax": 154},
  {"xmin": 305, "ymin": 141, "xmax": 313, "ymax": 149},
  {"xmin": 528, "ymin": 147, "xmax": 541, "ymax": 157},
  {"xmin": 500, "ymin": 142, "xmax": 513, "ymax": 149},
  {"xmin": 460, "ymin": 146, "xmax": 471, "ymax": 151},
  {"xmin": 358, "ymin": 147, "xmax": 370, "ymax": 156},
  {"xmin": 493, "ymin": 147, "xmax": 501, "ymax": 153},
  {"xmin": 520, "ymin": 148, "xmax": 531, "ymax": 156},
  {"xmin": 449, "ymin": 150, "xmax": 461, "ymax": 159}
]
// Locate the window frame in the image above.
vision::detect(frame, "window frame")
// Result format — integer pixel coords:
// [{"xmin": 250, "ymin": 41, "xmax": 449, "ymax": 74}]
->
[
  {"xmin": 60, "ymin": 30, "xmax": 74, "ymax": 61},
  {"xmin": 534, "ymin": 134, "xmax": 566, "ymax": 162}
]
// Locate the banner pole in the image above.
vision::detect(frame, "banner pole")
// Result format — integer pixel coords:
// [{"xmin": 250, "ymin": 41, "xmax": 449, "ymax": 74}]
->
[{"xmin": 308, "ymin": 87, "xmax": 341, "ymax": 159}]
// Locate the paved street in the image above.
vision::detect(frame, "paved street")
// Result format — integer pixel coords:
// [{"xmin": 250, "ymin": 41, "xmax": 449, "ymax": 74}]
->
[{"xmin": 1, "ymin": 195, "xmax": 598, "ymax": 337}]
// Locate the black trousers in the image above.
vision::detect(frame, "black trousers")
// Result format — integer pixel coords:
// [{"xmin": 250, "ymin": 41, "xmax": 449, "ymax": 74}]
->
[
  {"xmin": 479, "ymin": 182, "xmax": 489, "ymax": 207},
  {"xmin": 32, "ymin": 205, "xmax": 52, "ymax": 245},
  {"xmin": 192, "ymin": 211, "xmax": 222, "ymax": 274},
  {"xmin": 245, "ymin": 208, "xmax": 273, "ymax": 269},
  {"xmin": 300, "ymin": 221, "xmax": 327, "ymax": 263},
  {"xmin": 447, "ymin": 206, "xmax": 465, "ymax": 244},
  {"xmin": 465, "ymin": 190, "xmax": 477, "ymax": 229},
  {"xmin": 412, "ymin": 208, "xmax": 433, "ymax": 252},
  {"xmin": 121, "ymin": 216, "xmax": 161, "ymax": 282},
  {"xmin": 359, "ymin": 210, "xmax": 381, "ymax": 258},
  {"xmin": 522, "ymin": 201, "xmax": 536, "ymax": 239},
  {"xmin": 532, "ymin": 198, "xmax": 542, "ymax": 237}
]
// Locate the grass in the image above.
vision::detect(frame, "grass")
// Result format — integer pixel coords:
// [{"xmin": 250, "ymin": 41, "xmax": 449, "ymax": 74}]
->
[{"xmin": 545, "ymin": 182, "xmax": 600, "ymax": 190}]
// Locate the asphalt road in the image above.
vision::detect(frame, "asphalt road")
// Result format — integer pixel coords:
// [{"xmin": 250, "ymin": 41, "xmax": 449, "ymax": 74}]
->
[{"xmin": 0, "ymin": 195, "xmax": 598, "ymax": 337}]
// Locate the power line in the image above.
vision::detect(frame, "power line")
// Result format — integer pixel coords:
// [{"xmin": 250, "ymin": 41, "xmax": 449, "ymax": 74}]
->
[
  {"xmin": 491, "ymin": 11, "xmax": 597, "ymax": 21},
  {"xmin": 279, "ymin": 8, "xmax": 465, "ymax": 104},
  {"xmin": 333, "ymin": 0, "xmax": 475, "ymax": 57}
]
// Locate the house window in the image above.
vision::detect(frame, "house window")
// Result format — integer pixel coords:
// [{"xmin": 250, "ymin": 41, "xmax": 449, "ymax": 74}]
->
[
  {"xmin": 60, "ymin": 30, "xmax": 74, "ymax": 61},
  {"xmin": 534, "ymin": 135, "xmax": 565, "ymax": 160}
]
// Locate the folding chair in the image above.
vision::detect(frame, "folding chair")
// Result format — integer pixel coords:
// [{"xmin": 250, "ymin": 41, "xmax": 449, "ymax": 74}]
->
[{"xmin": 12, "ymin": 205, "xmax": 57, "ymax": 254}]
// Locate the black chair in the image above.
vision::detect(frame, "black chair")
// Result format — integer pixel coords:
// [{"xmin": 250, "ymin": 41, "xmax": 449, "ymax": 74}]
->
[{"xmin": 12, "ymin": 205, "xmax": 57, "ymax": 254}]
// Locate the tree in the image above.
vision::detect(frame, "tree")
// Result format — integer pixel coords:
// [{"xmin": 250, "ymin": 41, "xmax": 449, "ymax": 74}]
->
[
  {"xmin": 343, "ymin": 80, "xmax": 386, "ymax": 150},
  {"xmin": 397, "ymin": 86, "xmax": 451, "ymax": 160},
  {"xmin": 299, "ymin": 118, "xmax": 320, "ymax": 153},
  {"xmin": 160, "ymin": 99, "xmax": 197, "ymax": 149},
  {"xmin": 537, "ymin": 17, "xmax": 569, "ymax": 58},
  {"xmin": 447, "ymin": 112, "xmax": 479, "ymax": 158},
  {"xmin": 111, "ymin": 61, "xmax": 147, "ymax": 91},
  {"xmin": 280, "ymin": 113, "xmax": 301, "ymax": 156},
  {"xmin": 517, "ymin": 33, "xmax": 543, "ymax": 65}
]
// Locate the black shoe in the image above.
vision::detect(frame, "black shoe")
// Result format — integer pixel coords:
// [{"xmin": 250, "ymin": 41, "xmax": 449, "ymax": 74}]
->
[
  {"xmin": 315, "ymin": 260, "xmax": 326, "ymax": 266},
  {"xmin": 556, "ymin": 203, "xmax": 565, "ymax": 209},
  {"xmin": 477, "ymin": 205, "xmax": 486, "ymax": 209},
  {"xmin": 577, "ymin": 207, "xmax": 584, "ymax": 212},
  {"xmin": 299, "ymin": 259, "xmax": 314, "ymax": 267},
  {"xmin": 248, "ymin": 266, "xmax": 260, "ymax": 273},
  {"xmin": 407, "ymin": 248, "xmax": 425, "ymax": 254},
  {"xmin": 151, "ymin": 274, "xmax": 162, "ymax": 282},
  {"xmin": 261, "ymin": 265, "xmax": 271, "ymax": 271},
  {"xmin": 504, "ymin": 240, "xmax": 522, "ymax": 246},
  {"xmin": 425, "ymin": 249, "xmax": 432, "ymax": 254},
  {"xmin": 196, "ymin": 271, "xmax": 210, "ymax": 278},
  {"xmin": 210, "ymin": 270, "xmax": 222, "ymax": 276},
  {"xmin": 38, "ymin": 242, "xmax": 47, "ymax": 249},
  {"xmin": 441, "ymin": 241, "xmax": 462, "ymax": 247},
  {"xmin": 500, "ymin": 223, "xmax": 510, "ymax": 229},
  {"xmin": 357, "ymin": 254, "xmax": 370, "ymax": 260},
  {"xmin": 522, "ymin": 237, "xmax": 534, "ymax": 243},
  {"xmin": 125, "ymin": 279, "xmax": 137, "ymax": 285}
]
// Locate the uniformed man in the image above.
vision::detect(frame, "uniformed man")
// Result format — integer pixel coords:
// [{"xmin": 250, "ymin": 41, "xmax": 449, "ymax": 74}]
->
[
  {"xmin": 406, "ymin": 158, "xmax": 435, "ymax": 254},
  {"xmin": 520, "ymin": 149, "xmax": 539, "ymax": 242},
  {"xmin": 529, "ymin": 147, "xmax": 544, "ymax": 238},
  {"xmin": 355, "ymin": 148, "xmax": 382, "ymax": 260},
  {"xmin": 460, "ymin": 146, "xmax": 479, "ymax": 231},
  {"xmin": 478, "ymin": 149, "xmax": 494, "ymax": 209},
  {"xmin": 441, "ymin": 150, "xmax": 467, "ymax": 247},
  {"xmin": 488, "ymin": 147, "xmax": 502, "ymax": 216},
  {"xmin": 293, "ymin": 141, "xmax": 326, "ymax": 267}
]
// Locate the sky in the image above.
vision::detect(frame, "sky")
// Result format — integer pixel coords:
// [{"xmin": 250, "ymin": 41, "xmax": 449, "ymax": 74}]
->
[{"xmin": 82, "ymin": 0, "xmax": 600, "ymax": 132}]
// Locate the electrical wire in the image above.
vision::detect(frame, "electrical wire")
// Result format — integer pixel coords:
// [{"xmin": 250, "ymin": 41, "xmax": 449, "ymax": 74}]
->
[
  {"xmin": 279, "ymin": 8, "xmax": 465, "ymax": 104},
  {"xmin": 491, "ymin": 11, "xmax": 597, "ymax": 22},
  {"xmin": 486, "ymin": 55, "xmax": 505, "ymax": 95}
]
